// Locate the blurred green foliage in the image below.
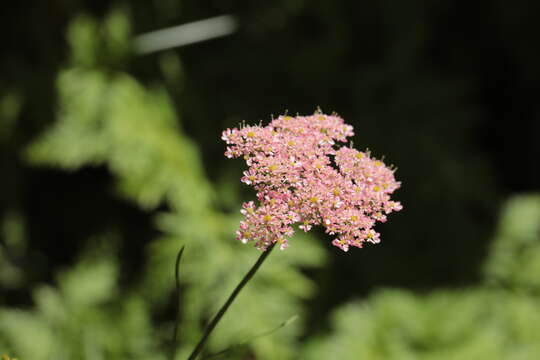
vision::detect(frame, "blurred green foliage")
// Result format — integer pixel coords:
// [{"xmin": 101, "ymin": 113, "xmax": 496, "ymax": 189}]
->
[
  {"xmin": 1, "ymin": 240, "xmax": 159, "ymax": 359},
  {"xmin": 302, "ymin": 194, "xmax": 540, "ymax": 360},
  {"xmin": 1, "ymin": 12, "xmax": 324, "ymax": 360}
]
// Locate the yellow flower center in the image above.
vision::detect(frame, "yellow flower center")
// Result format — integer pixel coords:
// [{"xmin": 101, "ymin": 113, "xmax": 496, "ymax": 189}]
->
[{"xmin": 247, "ymin": 131, "xmax": 255, "ymax": 138}]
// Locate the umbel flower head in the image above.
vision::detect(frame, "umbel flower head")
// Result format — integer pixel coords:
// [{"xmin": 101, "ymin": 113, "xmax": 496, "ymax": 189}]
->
[{"xmin": 222, "ymin": 111, "xmax": 403, "ymax": 252}]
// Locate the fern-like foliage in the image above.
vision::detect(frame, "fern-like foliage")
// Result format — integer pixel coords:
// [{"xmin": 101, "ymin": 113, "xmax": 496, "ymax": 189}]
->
[
  {"xmin": 302, "ymin": 193, "xmax": 540, "ymax": 360},
  {"xmin": 0, "ymin": 12, "xmax": 325, "ymax": 360},
  {"xmin": 1, "ymin": 239, "xmax": 160, "ymax": 360}
]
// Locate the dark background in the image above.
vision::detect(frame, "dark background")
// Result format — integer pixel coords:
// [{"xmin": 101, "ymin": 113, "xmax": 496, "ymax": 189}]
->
[{"xmin": 1, "ymin": 0, "xmax": 538, "ymax": 332}]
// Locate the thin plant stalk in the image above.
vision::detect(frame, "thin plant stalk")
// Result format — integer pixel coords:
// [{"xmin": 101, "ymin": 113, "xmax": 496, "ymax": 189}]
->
[
  {"xmin": 187, "ymin": 242, "xmax": 276, "ymax": 360},
  {"xmin": 170, "ymin": 246, "xmax": 185, "ymax": 360}
]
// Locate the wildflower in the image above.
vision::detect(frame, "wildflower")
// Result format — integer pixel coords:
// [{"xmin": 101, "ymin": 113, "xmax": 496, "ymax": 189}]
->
[{"xmin": 222, "ymin": 111, "xmax": 402, "ymax": 251}]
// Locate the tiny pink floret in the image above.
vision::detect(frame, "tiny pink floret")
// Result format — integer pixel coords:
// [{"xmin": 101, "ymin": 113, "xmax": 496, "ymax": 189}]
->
[{"xmin": 222, "ymin": 112, "xmax": 402, "ymax": 251}]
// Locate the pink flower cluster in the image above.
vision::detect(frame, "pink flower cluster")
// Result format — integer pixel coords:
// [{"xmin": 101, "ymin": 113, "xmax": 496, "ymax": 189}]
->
[{"xmin": 222, "ymin": 112, "xmax": 402, "ymax": 252}]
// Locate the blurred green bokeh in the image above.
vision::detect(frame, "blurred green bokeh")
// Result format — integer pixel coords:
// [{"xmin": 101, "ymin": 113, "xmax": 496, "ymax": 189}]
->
[
  {"xmin": 303, "ymin": 194, "xmax": 540, "ymax": 360},
  {"xmin": 1, "ymin": 2, "xmax": 538, "ymax": 359}
]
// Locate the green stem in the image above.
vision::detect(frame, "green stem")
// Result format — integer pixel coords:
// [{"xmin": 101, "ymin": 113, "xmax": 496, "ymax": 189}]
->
[
  {"xmin": 187, "ymin": 242, "xmax": 276, "ymax": 360},
  {"xmin": 170, "ymin": 246, "xmax": 185, "ymax": 360}
]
